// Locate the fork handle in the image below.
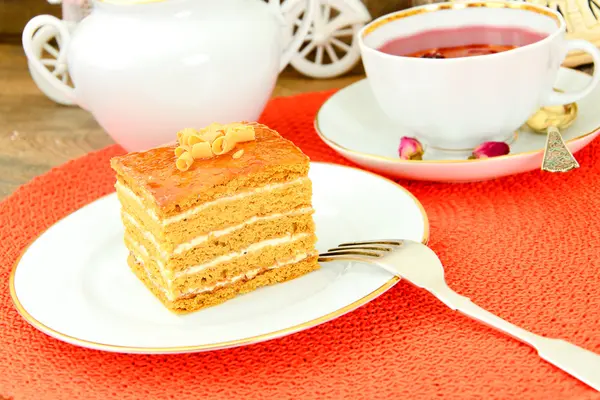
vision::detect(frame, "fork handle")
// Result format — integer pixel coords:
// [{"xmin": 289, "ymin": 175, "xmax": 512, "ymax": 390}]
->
[{"xmin": 433, "ymin": 286, "xmax": 600, "ymax": 391}]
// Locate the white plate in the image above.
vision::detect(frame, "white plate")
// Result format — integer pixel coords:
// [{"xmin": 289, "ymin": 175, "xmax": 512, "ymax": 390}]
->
[
  {"xmin": 315, "ymin": 68, "xmax": 600, "ymax": 182},
  {"xmin": 10, "ymin": 162, "xmax": 429, "ymax": 354}
]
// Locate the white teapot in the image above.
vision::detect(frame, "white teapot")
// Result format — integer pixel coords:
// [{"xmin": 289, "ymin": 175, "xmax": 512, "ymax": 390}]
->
[{"xmin": 23, "ymin": 0, "xmax": 316, "ymax": 151}]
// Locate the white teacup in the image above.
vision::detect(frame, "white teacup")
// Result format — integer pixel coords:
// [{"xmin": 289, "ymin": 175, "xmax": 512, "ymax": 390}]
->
[{"xmin": 358, "ymin": 1, "xmax": 600, "ymax": 150}]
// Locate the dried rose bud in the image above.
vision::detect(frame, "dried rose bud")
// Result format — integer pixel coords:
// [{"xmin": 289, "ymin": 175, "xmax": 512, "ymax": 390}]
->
[
  {"xmin": 469, "ymin": 141, "xmax": 510, "ymax": 159},
  {"xmin": 398, "ymin": 136, "xmax": 424, "ymax": 160}
]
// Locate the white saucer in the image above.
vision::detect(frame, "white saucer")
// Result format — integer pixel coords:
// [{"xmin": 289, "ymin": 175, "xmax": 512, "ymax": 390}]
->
[
  {"xmin": 315, "ymin": 68, "xmax": 600, "ymax": 182},
  {"xmin": 10, "ymin": 162, "xmax": 428, "ymax": 354}
]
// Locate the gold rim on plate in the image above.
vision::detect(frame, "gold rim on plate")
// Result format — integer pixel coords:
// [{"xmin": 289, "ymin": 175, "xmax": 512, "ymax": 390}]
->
[
  {"xmin": 9, "ymin": 161, "xmax": 430, "ymax": 354},
  {"xmin": 314, "ymin": 70, "xmax": 600, "ymax": 165}
]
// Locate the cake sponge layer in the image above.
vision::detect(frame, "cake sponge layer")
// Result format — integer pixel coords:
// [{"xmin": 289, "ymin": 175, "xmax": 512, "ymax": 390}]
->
[
  {"xmin": 124, "ymin": 230, "xmax": 317, "ymax": 297},
  {"xmin": 117, "ymin": 177, "xmax": 313, "ymax": 248},
  {"xmin": 129, "ymin": 254, "xmax": 320, "ymax": 314},
  {"xmin": 168, "ymin": 212, "xmax": 315, "ymax": 268},
  {"xmin": 123, "ymin": 210, "xmax": 315, "ymax": 270},
  {"xmin": 125, "ymin": 238, "xmax": 170, "ymax": 290},
  {"xmin": 170, "ymin": 233, "xmax": 317, "ymax": 296}
]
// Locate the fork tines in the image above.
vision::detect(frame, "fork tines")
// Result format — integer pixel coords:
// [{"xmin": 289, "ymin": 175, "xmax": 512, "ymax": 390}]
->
[{"xmin": 318, "ymin": 240, "xmax": 403, "ymax": 262}]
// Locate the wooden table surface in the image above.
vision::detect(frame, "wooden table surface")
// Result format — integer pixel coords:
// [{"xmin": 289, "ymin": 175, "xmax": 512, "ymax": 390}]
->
[
  {"xmin": 0, "ymin": 43, "xmax": 363, "ymax": 200},
  {"xmin": 0, "ymin": 43, "xmax": 593, "ymax": 200}
]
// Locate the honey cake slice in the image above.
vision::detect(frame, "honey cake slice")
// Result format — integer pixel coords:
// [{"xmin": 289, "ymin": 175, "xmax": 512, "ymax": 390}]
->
[{"xmin": 110, "ymin": 122, "xmax": 319, "ymax": 314}]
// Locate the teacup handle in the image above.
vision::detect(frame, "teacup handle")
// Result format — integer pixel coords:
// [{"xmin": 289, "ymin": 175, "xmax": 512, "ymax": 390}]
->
[
  {"xmin": 542, "ymin": 40, "xmax": 600, "ymax": 106},
  {"xmin": 22, "ymin": 15, "xmax": 79, "ymax": 107}
]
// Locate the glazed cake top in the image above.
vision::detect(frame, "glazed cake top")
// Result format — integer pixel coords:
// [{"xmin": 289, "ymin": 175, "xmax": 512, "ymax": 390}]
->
[{"xmin": 110, "ymin": 123, "xmax": 310, "ymax": 209}]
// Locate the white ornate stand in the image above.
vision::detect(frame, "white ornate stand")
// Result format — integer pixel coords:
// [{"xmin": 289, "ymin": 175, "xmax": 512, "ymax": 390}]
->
[{"xmin": 282, "ymin": 0, "xmax": 371, "ymax": 78}]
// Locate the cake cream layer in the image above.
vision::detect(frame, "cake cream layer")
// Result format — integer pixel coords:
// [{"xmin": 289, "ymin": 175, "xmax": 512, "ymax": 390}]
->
[
  {"xmin": 175, "ymin": 232, "xmax": 312, "ymax": 277},
  {"xmin": 127, "ymin": 234, "xmax": 317, "ymax": 302},
  {"xmin": 125, "ymin": 238, "xmax": 170, "ymax": 290},
  {"xmin": 128, "ymin": 253, "xmax": 320, "ymax": 313},
  {"xmin": 125, "ymin": 229, "xmax": 317, "ymax": 298},
  {"xmin": 115, "ymin": 176, "xmax": 313, "ymax": 247},
  {"xmin": 129, "ymin": 250, "xmax": 315, "ymax": 302},
  {"xmin": 121, "ymin": 207, "xmax": 315, "ymax": 269},
  {"xmin": 178, "ymin": 251, "xmax": 312, "ymax": 297},
  {"xmin": 123, "ymin": 218, "xmax": 315, "ymax": 285}
]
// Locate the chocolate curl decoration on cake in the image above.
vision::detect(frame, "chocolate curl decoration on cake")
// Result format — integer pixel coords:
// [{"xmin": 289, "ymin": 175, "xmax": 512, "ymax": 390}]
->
[
  {"xmin": 469, "ymin": 141, "xmax": 510, "ymax": 159},
  {"xmin": 398, "ymin": 137, "xmax": 424, "ymax": 160},
  {"xmin": 174, "ymin": 145, "xmax": 190, "ymax": 158},
  {"xmin": 186, "ymin": 132, "xmax": 205, "ymax": 146},
  {"xmin": 191, "ymin": 142, "xmax": 213, "ymax": 159},
  {"xmin": 175, "ymin": 151, "xmax": 194, "ymax": 172},
  {"xmin": 202, "ymin": 130, "xmax": 225, "ymax": 143},
  {"xmin": 177, "ymin": 128, "xmax": 201, "ymax": 146},
  {"xmin": 176, "ymin": 128, "xmax": 190, "ymax": 143},
  {"xmin": 226, "ymin": 124, "xmax": 256, "ymax": 143},
  {"xmin": 201, "ymin": 123, "xmax": 226, "ymax": 143},
  {"xmin": 174, "ymin": 122, "xmax": 256, "ymax": 169},
  {"xmin": 211, "ymin": 136, "xmax": 234, "ymax": 155}
]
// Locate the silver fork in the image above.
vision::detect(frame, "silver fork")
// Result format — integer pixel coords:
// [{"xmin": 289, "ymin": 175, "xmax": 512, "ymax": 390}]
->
[{"xmin": 319, "ymin": 239, "xmax": 600, "ymax": 391}]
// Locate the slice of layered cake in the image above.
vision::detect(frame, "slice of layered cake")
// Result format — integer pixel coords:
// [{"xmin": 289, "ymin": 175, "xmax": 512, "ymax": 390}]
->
[{"xmin": 110, "ymin": 122, "xmax": 319, "ymax": 314}]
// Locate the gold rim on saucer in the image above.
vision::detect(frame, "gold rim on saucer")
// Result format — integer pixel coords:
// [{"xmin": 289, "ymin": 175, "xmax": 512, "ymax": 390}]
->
[
  {"xmin": 314, "ymin": 71, "xmax": 599, "ymax": 165},
  {"xmin": 9, "ymin": 162, "xmax": 429, "ymax": 354}
]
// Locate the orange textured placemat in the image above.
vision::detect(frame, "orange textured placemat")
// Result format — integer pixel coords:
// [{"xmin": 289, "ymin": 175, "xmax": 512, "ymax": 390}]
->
[{"xmin": 2, "ymin": 91, "xmax": 600, "ymax": 400}]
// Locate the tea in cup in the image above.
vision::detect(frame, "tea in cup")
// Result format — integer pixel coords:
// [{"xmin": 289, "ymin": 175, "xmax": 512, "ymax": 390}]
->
[{"xmin": 358, "ymin": 1, "xmax": 600, "ymax": 150}]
